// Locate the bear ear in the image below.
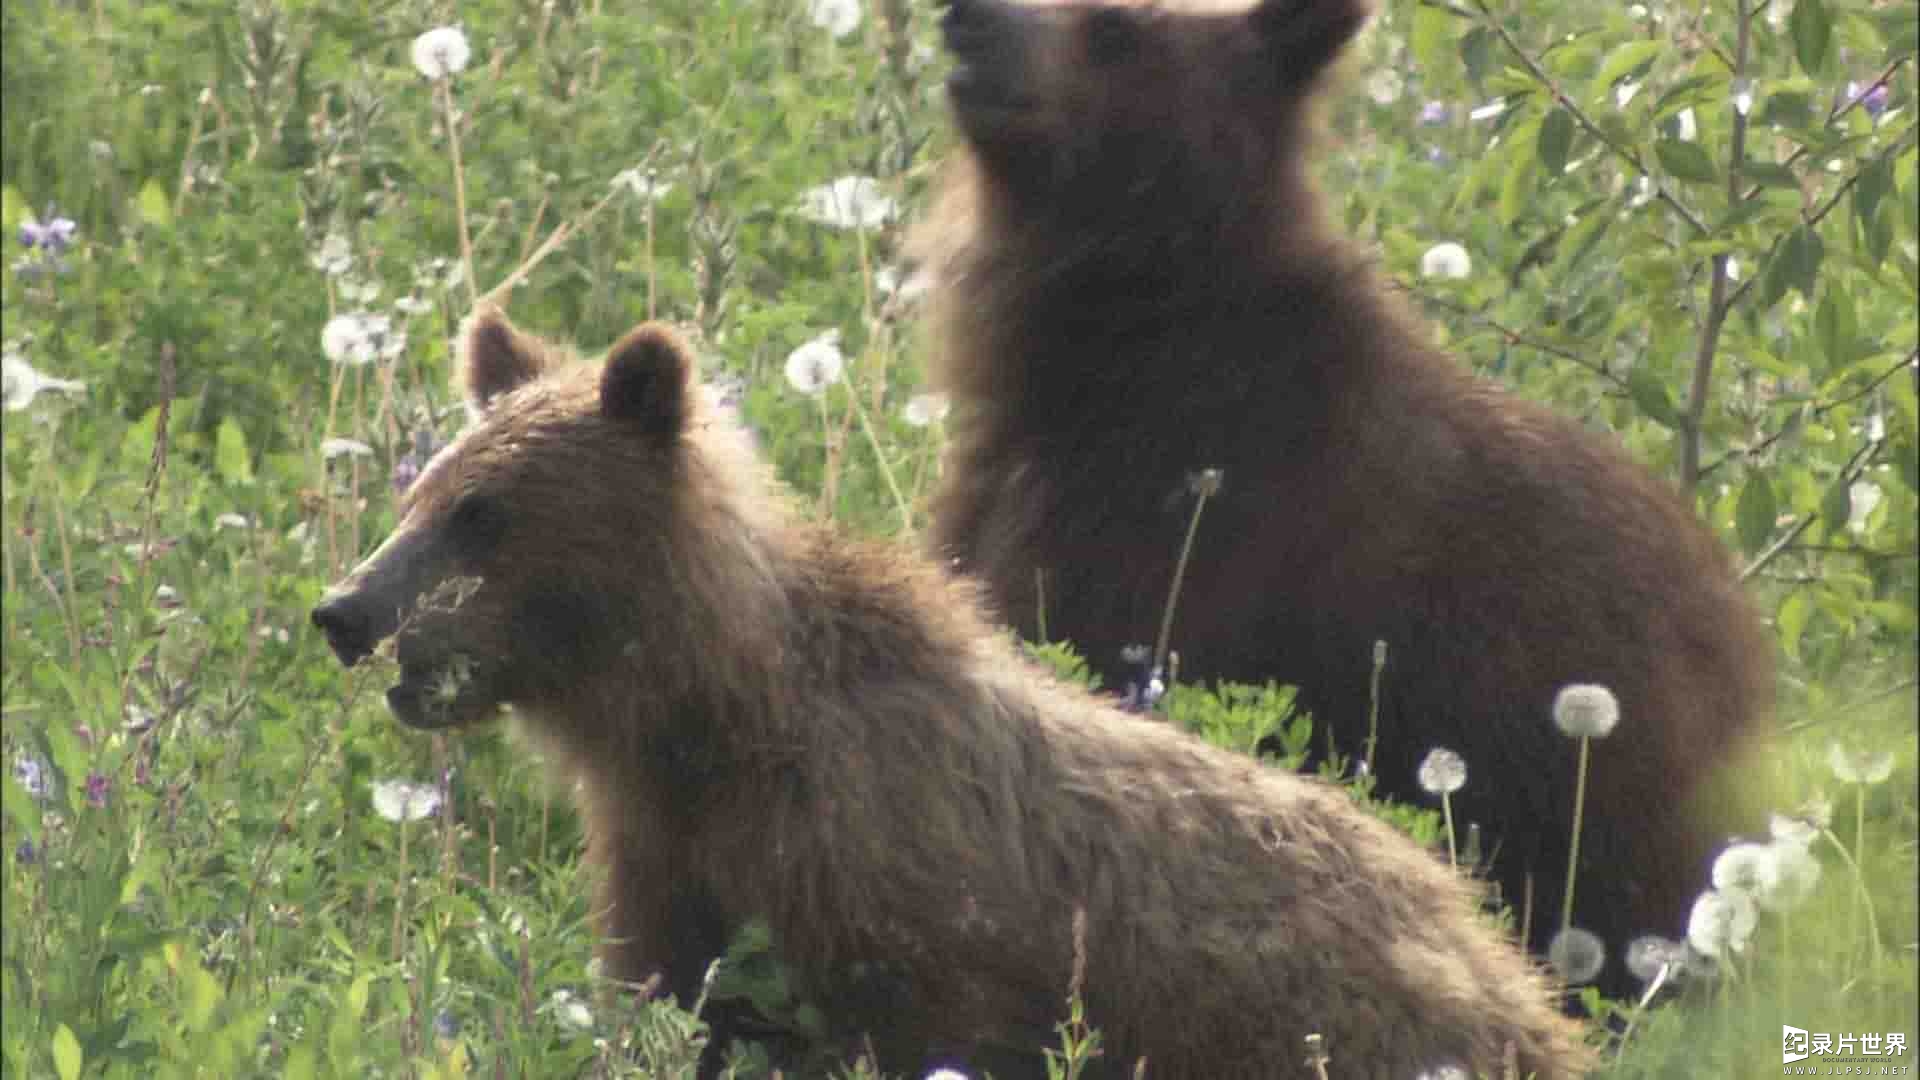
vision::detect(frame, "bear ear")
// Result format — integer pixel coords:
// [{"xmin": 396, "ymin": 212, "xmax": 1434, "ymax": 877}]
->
[
  {"xmin": 599, "ymin": 322, "xmax": 691, "ymax": 436},
  {"xmin": 1250, "ymin": 0, "xmax": 1372, "ymax": 84},
  {"xmin": 459, "ymin": 305, "xmax": 551, "ymax": 417}
]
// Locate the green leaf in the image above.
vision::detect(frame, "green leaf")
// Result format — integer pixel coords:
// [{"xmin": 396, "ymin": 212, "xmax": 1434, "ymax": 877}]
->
[
  {"xmin": 51, "ymin": 1024, "xmax": 81, "ymax": 1080},
  {"xmin": 1538, "ymin": 108, "xmax": 1575, "ymax": 176},
  {"xmin": 136, "ymin": 178, "xmax": 172, "ymax": 229},
  {"xmin": 1778, "ymin": 590, "xmax": 1812, "ymax": 660},
  {"xmin": 1814, "ymin": 288, "xmax": 1857, "ymax": 371},
  {"xmin": 0, "ymin": 186, "xmax": 25, "ymax": 234},
  {"xmin": 1591, "ymin": 40, "xmax": 1666, "ymax": 98},
  {"xmin": 1656, "ymin": 139, "xmax": 1718, "ymax": 183},
  {"xmin": 215, "ymin": 418, "xmax": 253, "ymax": 485},
  {"xmin": 1854, "ymin": 153, "xmax": 1893, "ymax": 227},
  {"xmin": 1736, "ymin": 473, "xmax": 1777, "ymax": 554},
  {"xmin": 1740, "ymin": 161, "xmax": 1801, "ymax": 189},
  {"xmin": 1821, "ymin": 473, "xmax": 1854, "ymax": 532},
  {"xmin": 1790, "ymin": 0, "xmax": 1833, "ymax": 75},
  {"xmin": 1460, "ymin": 27, "xmax": 1496, "ymax": 85},
  {"xmin": 1627, "ymin": 366, "xmax": 1679, "ymax": 428}
]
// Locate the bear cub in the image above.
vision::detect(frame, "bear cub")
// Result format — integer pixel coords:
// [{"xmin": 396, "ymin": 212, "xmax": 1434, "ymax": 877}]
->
[
  {"xmin": 314, "ymin": 310, "xmax": 1591, "ymax": 1078},
  {"xmin": 912, "ymin": 0, "xmax": 1774, "ymax": 995}
]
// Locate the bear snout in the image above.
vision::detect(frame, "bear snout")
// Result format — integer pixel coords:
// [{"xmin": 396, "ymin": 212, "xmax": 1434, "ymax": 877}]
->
[{"xmin": 311, "ymin": 594, "xmax": 378, "ymax": 667}]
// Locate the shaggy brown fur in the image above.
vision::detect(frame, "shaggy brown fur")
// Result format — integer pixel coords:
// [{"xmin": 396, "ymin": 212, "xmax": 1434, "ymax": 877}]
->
[
  {"xmin": 910, "ymin": 0, "xmax": 1774, "ymax": 994},
  {"xmin": 313, "ymin": 310, "xmax": 1593, "ymax": 1078}
]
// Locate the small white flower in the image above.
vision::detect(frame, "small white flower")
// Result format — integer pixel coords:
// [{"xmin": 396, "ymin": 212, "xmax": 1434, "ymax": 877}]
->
[
  {"xmin": 548, "ymin": 989, "xmax": 594, "ymax": 1031},
  {"xmin": 1827, "ymin": 742, "xmax": 1895, "ymax": 785},
  {"xmin": 1547, "ymin": 926, "xmax": 1606, "ymax": 985},
  {"xmin": 394, "ymin": 295, "xmax": 433, "ymax": 317},
  {"xmin": 3, "ymin": 349, "xmax": 87, "ymax": 412},
  {"xmin": 807, "ymin": 0, "xmax": 862, "ymax": 39},
  {"xmin": 1367, "ymin": 68, "xmax": 1403, "ymax": 106},
  {"xmin": 321, "ymin": 437, "xmax": 374, "ymax": 461},
  {"xmin": 153, "ymin": 584, "xmax": 182, "ymax": 609},
  {"xmin": 1416, "ymin": 747, "xmax": 1468, "ymax": 795},
  {"xmin": 1419, "ymin": 242, "xmax": 1472, "ymax": 280},
  {"xmin": 1552, "ymin": 683, "xmax": 1619, "ymax": 738},
  {"xmin": 1711, "ymin": 841, "xmax": 1776, "ymax": 895},
  {"xmin": 1414, "ymin": 1066, "xmax": 1469, "ymax": 1080},
  {"xmin": 1865, "ymin": 412, "xmax": 1886, "ymax": 443},
  {"xmin": 797, "ymin": 175, "xmax": 898, "ymax": 230},
  {"xmin": 11, "ymin": 753, "xmax": 49, "ymax": 800},
  {"xmin": 1623, "ymin": 934, "xmax": 1683, "ymax": 983},
  {"xmin": 1468, "ymin": 101, "xmax": 1508, "ymax": 122},
  {"xmin": 784, "ymin": 331, "xmax": 846, "ymax": 395},
  {"xmin": 924, "ymin": 1071, "xmax": 972, "ymax": 1080},
  {"xmin": 310, "ymin": 231, "xmax": 352, "ymax": 277},
  {"xmin": 1629, "ymin": 175, "xmax": 1655, "ymax": 208},
  {"xmin": 371, "ymin": 778, "xmax": 442, "ymax": 822},
  {"xmin": 1675, "ymin": 107, "xmax": 1697, "ymax": 141},
  {"xmin": 1686, "ymin": 887, "xmax": 1757, "ymax": 959},
  {"xmin": 214, "ymin": 512, "xmax": 252, "ymax": 531},
  {"xmin": 411, "ymin": 26, "xmax": 472, "ymax": 79},
  {"xmin": 1847, "ymin": 480, "xmax": 1883, "ymax": 534},
  {"xmin": 1725, "ymin": 257, "xmax": 1741, "ymax": 282},
  {"xmin": 1615, "ymin": 80, "xmax": 1641, "ymax": 109},
  {"xmin": 339, "ymin": 276, "xmax": 381, "ymax": 306},
  {"xmin": 1627, "ymin": 3, "xmax": 1649, "ymax": 17},
  {"xmin": 902, "ymin": 392, "xmax": 949, "ymax": 427}
]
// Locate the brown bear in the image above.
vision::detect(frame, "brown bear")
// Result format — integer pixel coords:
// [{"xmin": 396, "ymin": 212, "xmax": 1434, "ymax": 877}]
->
[
  {"xmin": 909, "ymin": 0, "xmax": 1774, "ymax": 996},
  {"xmin": 312, "ymin": 309, "xmax": 1593, "ymax": 1078}
]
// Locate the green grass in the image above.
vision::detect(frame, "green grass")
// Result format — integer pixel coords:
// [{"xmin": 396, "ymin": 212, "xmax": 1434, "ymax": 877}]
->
[{"xmin": 4, "ymin": 0, "xmax": 1916, "ymax": 1076}]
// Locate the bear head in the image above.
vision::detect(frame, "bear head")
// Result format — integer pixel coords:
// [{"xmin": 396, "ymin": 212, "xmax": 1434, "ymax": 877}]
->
[
  {"xmin": 310, "ymin": 310, "xmax": 702, "ymax": 730},
  {"xmin": 936, "ymin": 0, "xmax": 1371, "ymax": 244}
]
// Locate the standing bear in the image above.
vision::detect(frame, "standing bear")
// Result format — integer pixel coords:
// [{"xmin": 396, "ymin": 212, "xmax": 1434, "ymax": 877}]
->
[
  {"xmin": 911, "ymin": 0, "xmax": 1774, "ymax": 993},
  {"xmin": 313, "ymin": 309, "xmax": 1592, "ymax": 1078}
]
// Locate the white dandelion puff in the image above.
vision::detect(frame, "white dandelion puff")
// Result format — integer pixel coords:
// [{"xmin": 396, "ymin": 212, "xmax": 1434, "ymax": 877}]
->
[
  {"xmin": 807, "ymin": 0, "xmax": 862, "ymax": 38},
  {"xmin": 1552, "ymin": 683, "xmax": 1619, "ymax": 738},
  {"xmin": 1827, "ymin": 742, "xmax": 1894, "ymax": 785},
  {"xmin": 321, "ymin": 437, "xmax": 374, "ymax": 461},
  {"xmin": 411, "ymin": 26, "xmax": 472, "ymax": 79},
  {"xmin": 797, "ymin": 176, "xmax": 898, "ymax": 230},
  {"xmin": 1711, "ymin": 841, "xmax": 1776, "ymax": 895},
  {"xmin": 1419, "ymin": 242, "xmax": 1472, "ymax": 280},
  {"xmin": 1624, "ymin": 934, "xmax": 1684, "ymax": 983},
  {"xmin": 903, "ymin": 392, "xmax": 950, "ymax": 427},
  {"xmin": 784, "ymin": 331, "xmax": 846, "ymax": 395},
  {"xmin": 547, "ymin": 989, "xmax": 594, "ymax": 1031},
  {"xmin": 310, "ymin": 231, "xmax": 353, "ymax": 277},
  {"xmin": 371, "ymin": 778, "xmax": 442, "ymax": 822},
  {"xmin": 1547, "ymin": 926, "xmax": 1606, "ymax": 985},
  {"xmin": 1759, "ymin": 841, "xmax": 1821, "ymax": 913},
  {"xmin": 1416, "ymin": 747, "xmax": 1468, "ymax": 795},
  {"xmin": 1686, "ymin": 887, "xmax": 1758, "ymax": 959}
]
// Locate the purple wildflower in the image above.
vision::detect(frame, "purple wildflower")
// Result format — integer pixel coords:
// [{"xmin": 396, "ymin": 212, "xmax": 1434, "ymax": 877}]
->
[
  {"xmin": 392, "ymin": 453, "xmax": 421, "ymax": 495},
  {"xmin": 19, "ymin": 214, "xmax": 77, "ymax": 253},
  {"xmin": 1418, "ymin": 100, "xmax": 1450, "ymax": 126},
  {"xmin": 16, "ymin": 840, "xmax": 37, "ymax": 864},
  {"xmin": 434, "ymin": 1011, "xmax": 460, "ymax": 1039},
  {"xmin": 85, "ymin": 771, "xmax": 110, "ymax": 809}
]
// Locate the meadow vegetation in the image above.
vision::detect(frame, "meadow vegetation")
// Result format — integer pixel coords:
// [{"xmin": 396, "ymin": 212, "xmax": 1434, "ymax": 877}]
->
[{"xmin": 3, "ymin": 0, "xmax": 1915, "ymax": 1076}]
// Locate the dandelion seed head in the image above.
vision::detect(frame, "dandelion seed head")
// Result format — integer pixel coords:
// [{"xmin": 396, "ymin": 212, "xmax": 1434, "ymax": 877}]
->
[
  {"xmin": 1547, "ymin": 926, "xmax": 1606, "ymax": 985},
  {"xmin": 1758, "ymin": 840, "xmax": 1821, "ymax": 913},
  {"xmin": 1686, "ymin": 887, "xmax": 1757, "ymax": 959},
  {"xmin": 1624, "ymin": 934, "xmax": 1683, "ymax": 983},
  {"xmin": 1416, "ymin": 747, "xmax": 1468, "ymax": 795},
  {"xmin": 1827, "ymin": 742, "xmax": 1894, "ymax": 785},
  {"xmin": 784, "ymin": 331, "xmax": 845, "ymax": 395},
  {"xmin": 3, "ymin": 349, "xmax": 87, "ymax": 412},
  {"xmin": 797, "ymin": 175, "xmax": 898, "ymax": 230},
  {"xmin": 310, "ymin": 231, "xmax": 352, "ymax": 277},
  {"xmin": 1419, "ymin": 242, "xmax": 1472, "ymax": 280},
  {"xmin": 411, "ymin": 26, "xmax": 472, "ymax": 79},
  {"xmin": 1711, "ymin": 840, "xmax": 1776, "ymax": 895},
  {"xmin": 903, "ymin": 392, "xmax": 950, "ymax": 427},
  {"xmin": 1552, "ymin": 683, "xmax": 1619, "ymax": 738},
  {"xmin": 548, "ymin": 989, "xmax": 594, "ymax": 1031},
  {"xmin": 807, "ymin": 0, "xmax": 862, "ymax": 38},
  {"xmin": 321, "ymin": 437, "xmax": 374, "ymax": 461},
  {"xmin": 371, "ymin": 778, "xmax": 442, "ymax": 822}
]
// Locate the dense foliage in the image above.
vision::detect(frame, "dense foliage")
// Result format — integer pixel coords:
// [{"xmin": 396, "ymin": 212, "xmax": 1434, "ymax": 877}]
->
[{"xmin": 3, "ymin": 0, "xmax": 1914, "ymax": 1076}]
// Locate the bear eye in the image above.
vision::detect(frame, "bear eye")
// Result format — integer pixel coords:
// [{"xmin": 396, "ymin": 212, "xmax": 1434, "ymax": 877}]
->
[
  {"xmin": 448, "ymin": 493, "xmax": 508, "ymax": 555},
  {"xmin": 1085, "ymin": 8, "xmax": 1140, "ymax": 66}
]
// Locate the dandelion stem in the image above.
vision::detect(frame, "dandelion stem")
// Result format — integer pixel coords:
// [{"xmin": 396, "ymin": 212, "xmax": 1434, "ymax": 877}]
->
[
  {"xmin": 437, "ymin": 77, "xmax": 479, "ymax": 307},
  {"xmin": 1364, "ymin": 640, "xmax": 1386, "ymax": 774},
  {"xmin": 1441, "ymin": 791, "xmax": 1457, "ymax": 868},
  {"xmin": 1153, "ymin": 484, "xmax": 1214, "ymax": 677},
  {"xmin": 1560, "ymin": 735, "xmax": 1592, "ymax": 935},
  {"xmin": 1035, "ymin": 568, "xmax": 1049, "ymax": 646}
]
